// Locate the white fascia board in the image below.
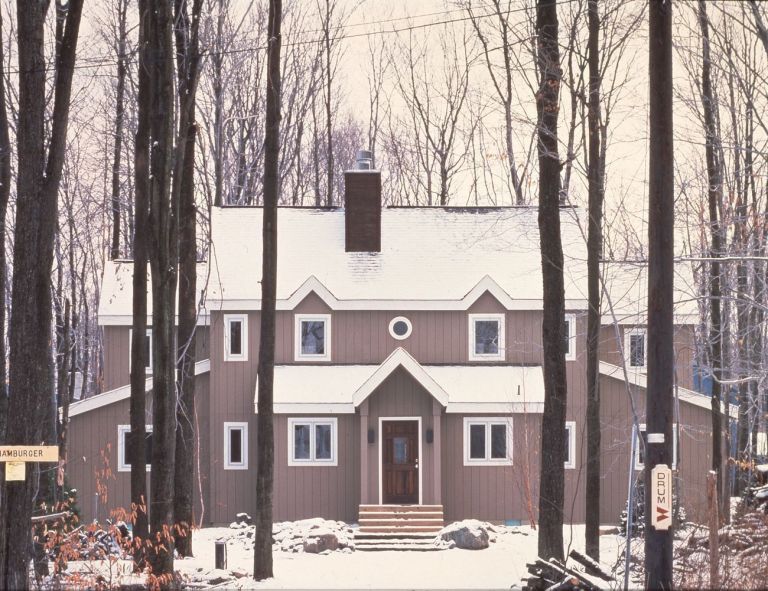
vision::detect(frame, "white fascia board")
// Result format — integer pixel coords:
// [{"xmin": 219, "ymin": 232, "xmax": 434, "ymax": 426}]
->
[
  {"xmin": 67, "ymin": 359, "xmax": 211, "ymax": 417},
  {"xmin": 600, "ymin": 313, "xmax": 698, "ymax": 326},
  {"xmin": 98, "ymin": 313, "xmax": 211, "ymax": 327},
  {"xmin": 446, "ymin": 402, "xmax": 545, "ymax": 414},
  {"xmin": 255, "ymin": 403, "xmax": 356, "ymax": 414},
  {"xmin": 352, "ymin": 347, "xmax": 450, "ymax": 407},
  {"xmin": 207, "ymin": 274, "xmax": 589, "ymax": 312},
  {"xmin": 599, "ymin": 361, "xmax": 737, "ymax": 418}
]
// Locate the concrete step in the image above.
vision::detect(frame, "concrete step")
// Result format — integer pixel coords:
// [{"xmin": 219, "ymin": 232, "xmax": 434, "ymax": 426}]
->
[
  {"xmin": 358, "ymin": 525, "xmax": 443, "ymax": 534},
  {"xmin": 359, "ymin": 504, "xmax": 443, "ymax": 512},
  {"xmin": 355, "ymin": 542, "xmax": 444, "ymax": 552},
  {"xmin": 358, "ymin": 511, "xmax": 444, "ymax": 520},
  {"xmin": 359, "ymin": 518, "xmax": 444, "ymax": 527},
  {"xmin": 355, "ymin": 531, "xmax": 438, "ymax": 540}
]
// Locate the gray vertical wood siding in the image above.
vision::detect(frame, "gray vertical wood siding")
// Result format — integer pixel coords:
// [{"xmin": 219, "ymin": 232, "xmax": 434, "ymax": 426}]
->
[
  {"xmin": 67, "ymin": 373, "xmax": 210, "ymax": 524},
  {"xmin": 598, "ymin": 374, "xmax": 714, "ymax": 524}
]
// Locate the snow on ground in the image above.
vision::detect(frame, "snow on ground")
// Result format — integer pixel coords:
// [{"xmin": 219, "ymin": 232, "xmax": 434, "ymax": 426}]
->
[{"xmin": 176, "ymin": 524, "xmax": 631, "ymax": 589}]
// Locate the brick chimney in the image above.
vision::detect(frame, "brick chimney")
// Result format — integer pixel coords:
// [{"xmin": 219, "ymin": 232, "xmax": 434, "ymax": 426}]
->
[{"xmin": 344, "ymin": 150, "xmax": 381, "ymax": 253}]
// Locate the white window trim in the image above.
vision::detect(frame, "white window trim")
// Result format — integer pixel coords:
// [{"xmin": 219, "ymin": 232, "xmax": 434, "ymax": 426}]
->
[
  {"xmin": 117, "ymin": 424, "xmax": 152, "ymax": 472},
  {"xmin": 633, "ymin": 423, "xmax": 678, "ymax": 470},
  {"xmin": 463, "ymin": 417, "xmax": 513, "ymax": 466},
  {"xmin": 564, "ymin": 421, "xmax": 576, "ymax": 469},
  {"xmin": 625, "ymin": 328, "xmax": 647, "ymax": 370},
  {"xmin": 294, "ymin": 314, "xmax": 332, "ymax": 361},
  {"xmin": 128, "ymin": 328, "xmax": 153, "ymax": 374},
  {"xmin": 388, "ymin": 316, "xmax": 413, "ymax": 340},
  {"xmin": 468, "ymin": 313, "xmax": 506, "ymax": 361},
  {"xmin": 224, "ymin": 422, "xmax": 248, "ymax": 470},
  {"xmin": 224, "ymin": 314, "xmax": 248, "ymax": 362},
  {"xmin": 288, "ymin": 417, "xmax": 338, "ymax": 466},
  {"xmin": 564, "ymin": 314, "xmax": 577, "ymax": 361}
]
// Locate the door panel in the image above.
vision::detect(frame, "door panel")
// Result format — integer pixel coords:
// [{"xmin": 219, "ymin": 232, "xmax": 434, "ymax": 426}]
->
[{"xmin": 382, "ymin": 420, "xmax": 419, "ymax": 504}]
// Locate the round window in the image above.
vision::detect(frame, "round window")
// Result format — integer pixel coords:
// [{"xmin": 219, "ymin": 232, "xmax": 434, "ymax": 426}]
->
[{"xmin": 389, "ymin": 316, "xmax": 412, "ymax": 340}]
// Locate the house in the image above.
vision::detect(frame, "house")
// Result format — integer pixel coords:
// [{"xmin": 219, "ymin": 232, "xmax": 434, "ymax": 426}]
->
[{"xmin": 67, "ymin": 154, "xmax": 728, "ymax": 530}]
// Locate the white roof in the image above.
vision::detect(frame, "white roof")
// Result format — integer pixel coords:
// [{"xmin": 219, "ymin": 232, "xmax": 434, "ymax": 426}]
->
[
  {"xmin": 256, "ymin": 347, "xmax": 545, "ymax": 414},
  {"xmin": 68, "ymin": 359, "xmax": 211, "ymax": 417},
  {"xmin": 599, "ymin": 361, "xmax": 737, "ymax": 418},
  {"xmin": 601, "ymin": 262, "xmax": 699, "ymax": 325},
  {"xmin": 98, "ymin": 261, "xmax": 210, "ymax": 325},
  {"xmin": 207, "ymin": 206, "xmax": 589, "ymax": 310}
]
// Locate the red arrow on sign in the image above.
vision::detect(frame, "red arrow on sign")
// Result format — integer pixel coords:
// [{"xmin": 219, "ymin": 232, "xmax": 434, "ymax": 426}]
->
[{"xmin": 656, "ymin": 506, "xmax": 669, "ymax": 522}]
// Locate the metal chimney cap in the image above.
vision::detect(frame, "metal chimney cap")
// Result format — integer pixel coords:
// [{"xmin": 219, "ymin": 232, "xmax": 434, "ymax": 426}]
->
[{"xmin": 355, "ymin": 149, "xmax": 374, "ymax": 170}]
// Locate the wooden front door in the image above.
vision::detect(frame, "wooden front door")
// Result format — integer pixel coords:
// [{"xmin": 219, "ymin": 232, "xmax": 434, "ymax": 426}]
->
[{"xmin": 382, "ymin": 420, "xmax": 419, "ymax": 504}]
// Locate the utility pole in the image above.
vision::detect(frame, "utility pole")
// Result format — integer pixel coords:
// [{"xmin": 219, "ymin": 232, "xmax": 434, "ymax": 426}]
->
[{"xmin": 645, "ymin": 1, "xmax": 674, "ymax": 589}]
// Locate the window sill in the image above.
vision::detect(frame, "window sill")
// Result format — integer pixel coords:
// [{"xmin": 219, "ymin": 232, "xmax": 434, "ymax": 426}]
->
[
  {"xmin": 288, "ymin": 459, "xmax": 338, "ymax": 467},
  {"xmin": 463, "ymin": 459, "xmax": 512, "ymax": 467}
]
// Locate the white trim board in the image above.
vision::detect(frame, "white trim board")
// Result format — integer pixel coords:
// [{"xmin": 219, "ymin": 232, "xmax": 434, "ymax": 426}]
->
[
  {"xmin": 67, "ymin": 359, "xmax": 211, "ymax": 417},
  {"xmin": 378, "ymin": 416, "xmax": 422, "ymax": 505},
  {"xmin": 208, "ymin": 274, "xmax": 589, "ymax": 312},
  {"xmin": 599, "ymin": 360, "xmax": 738, "ymax": 418},
  {"xmin": 99, "ymin": 313, "xmax": 210, "ymax": 327}
]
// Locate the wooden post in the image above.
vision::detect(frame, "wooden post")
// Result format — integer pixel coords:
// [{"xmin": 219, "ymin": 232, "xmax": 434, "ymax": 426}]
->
[
  {"xmin": 360, "ymin": 400, "xmax": 369, "ymax": 505},
  {"xmin": 707, "ymin": 470, "xmax": 719, "ymax": 589},
  {"xmin": 645, "ymin": 0, "xmax": 675, "ymax": 588}
]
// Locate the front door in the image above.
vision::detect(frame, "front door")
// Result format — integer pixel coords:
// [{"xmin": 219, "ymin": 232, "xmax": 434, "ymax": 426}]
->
[{"xmin": 382, "ymin": 420, "xmax": 419, "ymax": 504}]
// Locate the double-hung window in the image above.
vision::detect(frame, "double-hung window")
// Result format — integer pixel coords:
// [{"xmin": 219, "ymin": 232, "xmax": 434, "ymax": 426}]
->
[
  {"xmin": 295, "ymin": 314, "xmax": 331, "ymax": 361},
  {"xmin": 564, "ymin": 314, "xmax": 576, "ymax": 361},
  {"xmin": 129, "ymin": 329, "xmax": 153, "ymax": 373},
  {"xmin": 117, "ymin": 424, "xmax": 153, "ymax": 472},
  {"xmin": 224, "ymin": 314, "xmax": 248, "ymax": 361},
  {"xmin": 288, "ymin": 418, "xmax": 337, "ymax": 466},
  {"xmin": 625, "ymin": 328, "xmax": 647, "ymax": 369},
  {"xmin": 564, "ymin": 421, "xmax": 576, "ymax": 469},
  {"xmin": 468, "ymin": 314, "xmax": 505, "ymax": 361},
  {"xmin": 224, "ymin": 422, "xmax": 248, "ymax": 470},
  {"xmin": 463, "ymin": 418, "xmax": 512, "ymax": 465},
  {"xmin": 633, "ymin": 423, "xmax": 678, "ymax": 470}
]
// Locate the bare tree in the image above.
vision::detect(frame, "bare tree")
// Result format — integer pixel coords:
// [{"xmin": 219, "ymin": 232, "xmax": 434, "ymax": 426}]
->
[
  {"xmin": 254, "ymin": 0, "xmax": 281, "ymax": 580},
  {"xmin": 535, "ymin": 0, "xmax": 567, "ymax": 562},
  {"xmin": 0, "ymin": 0, "xmax": 84, "ymax": 587},
  {"xmin": 584, "ymin": 0, "xmax": 602, "ymax": 562},
  {"xmin": 173, "ymin": 0, "xmax": 204, "ymax": 559},
  {"xmin": 110, "ymin": 0, "xmax": 129, "ymax": 260},
  {"xmin": 130, "ymin": 0, "xmax": 152, "ymax": 555}
]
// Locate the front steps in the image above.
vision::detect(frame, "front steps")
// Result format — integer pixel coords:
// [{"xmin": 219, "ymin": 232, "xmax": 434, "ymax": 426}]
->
[{"xmin": 355, "ymin": 504, "xmax": 445, "ymax": 551}]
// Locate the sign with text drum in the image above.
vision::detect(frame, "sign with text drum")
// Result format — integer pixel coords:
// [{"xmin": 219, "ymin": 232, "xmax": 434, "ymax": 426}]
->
[{"xmin": 651, "ymin": 463, "xmax": 673, "ymax": 530}]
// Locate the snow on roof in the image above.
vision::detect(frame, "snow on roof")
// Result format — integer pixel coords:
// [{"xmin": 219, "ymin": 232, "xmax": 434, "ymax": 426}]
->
[
  {"xmin": 257, "ymin": 347, "xmax": 545, "ymax": 414},
  {"xmin": 599, "ymin": 361, "xmax": 737, "ymax": 418},
  {"xmin": 98, "ymin": 261, "xmax": 210, "ymax": 324},
  {"xmin": 601, "ymin": 261, "xmax": 700, "ymax": 325},
  {"xmin": 67, "ymin": 359, "xmax": 211, "ymax": 417},
  {"xmin": 207, "ymin": 206, "xmax": 589, "ymax": 310}
]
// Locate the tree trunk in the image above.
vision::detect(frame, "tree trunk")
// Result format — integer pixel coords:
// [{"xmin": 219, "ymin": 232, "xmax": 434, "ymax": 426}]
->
[
  {"xmin": 0, "ymin": 7, "xmax": 11, "ymax": 446},
  {"xmin": 535, "ymin": 0, "xmax": 566, "ymax": 563},
  {"xmin": 253, "ymin": 0, "xmax": 282, "ymax": 581},
  {"xmin": 173, "ymin": 0, "xmax": 203, "ymax": 559},
  {"xmin": 645, "ymin": 1, "xmax": 674, "ymax": 588},
  {"xmin": 110, "ymin": 0, "xmax": 128, "ymax": 260},
  {"xmin": 584, "ymin": 0, "xmax": 602, "ymax": 562},
  {"xmin": 323, "ymin": 0, "xmax": 333, "ymax": 207},
  {"xmin": 696, "ymin": 0, "xmax": 726, "ymax": 524},
  {"xmin": 146, "ymin": 0, "xmax": 178, "ymax": 580},
  {"xmin": 0, "ymin": 1, "xmax": 83, "ymax": 588},
  {"xmin": 130, "ymin": 0, "xmax": 152, "ymax": 556}
]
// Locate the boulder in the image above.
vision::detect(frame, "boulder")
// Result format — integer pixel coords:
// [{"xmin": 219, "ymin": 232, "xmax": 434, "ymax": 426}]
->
[
  {"xmin": 303, "ymin": 532, "xmax": 339, "ymax": 554},
  {"xmin": 438, "ymin": 520, "xmax": 490, "ymax": 550},
  {"xmin": 235, "ymin": 512, "xmax": 253, "ymax": 525}
]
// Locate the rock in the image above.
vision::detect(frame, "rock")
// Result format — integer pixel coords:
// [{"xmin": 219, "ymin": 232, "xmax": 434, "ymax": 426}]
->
[
  {"xmin": 236, "ymin": 512, "xmax": 253, "ymax": 525},
  {"xmin": 303, "ymin": 532, "xmax": 339, "ymax": 553},
  {"xmin": 203, "ymin": 569, "xmax": 233, "ymax": 586},
  {"xmin": 438, "ymin": 520, "xmax": 490, "ymax": 550},
  {"xmin": 342, "ymin": 547, "xmax": 353, "ymax": 554},
  {"xmin": 320, "ymin": 549, "xmax": 332, "ymax": 555},
  {"xmin": 231, "ymin": 568, "xmax": 248, "ymax": 579}
]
